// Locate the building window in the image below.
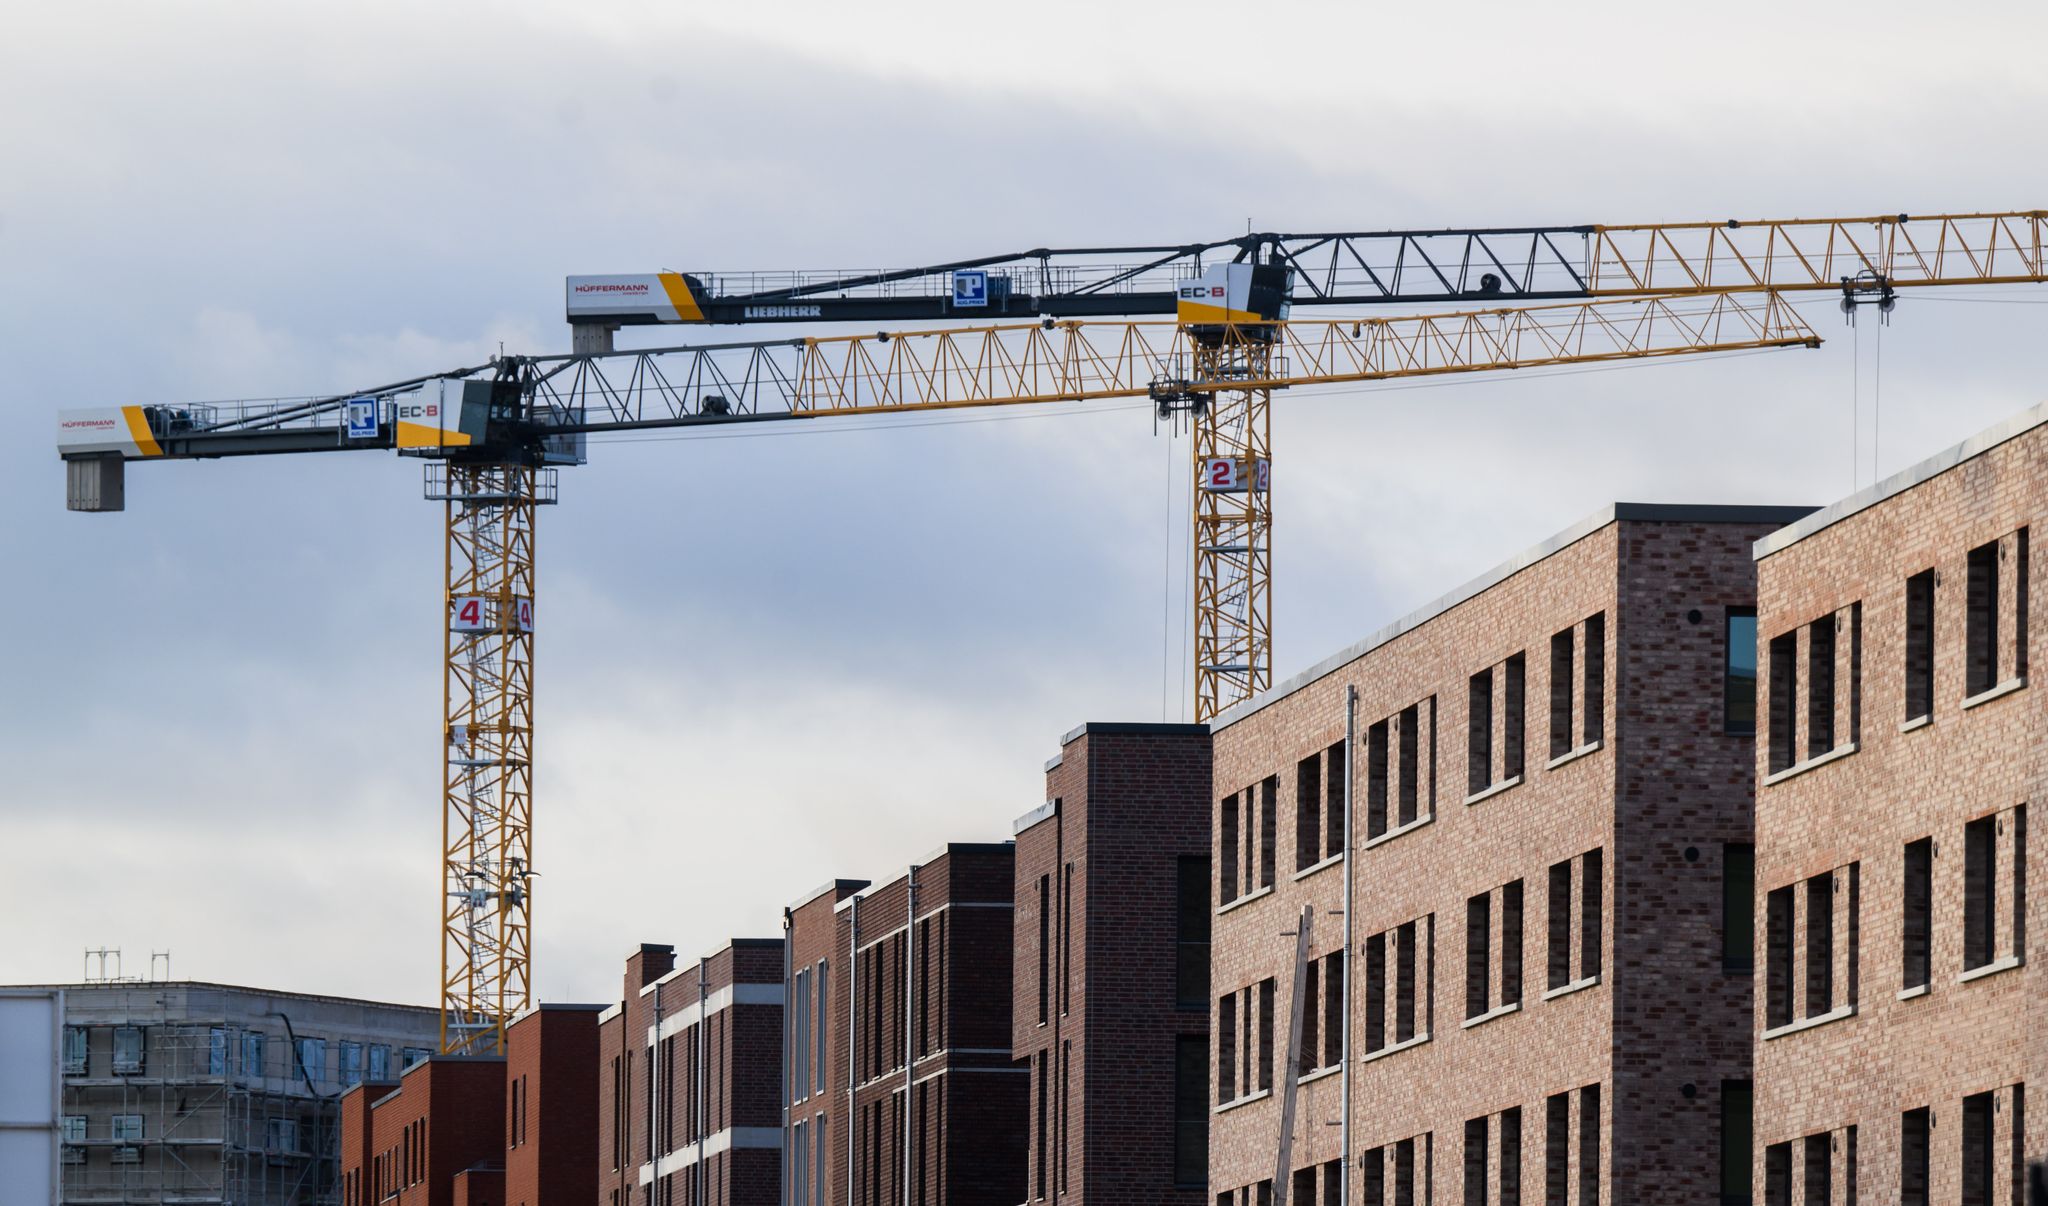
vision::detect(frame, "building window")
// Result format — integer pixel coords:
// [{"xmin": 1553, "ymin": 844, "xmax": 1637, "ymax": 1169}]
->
[
  {"xmin": 1037, "ymin": 874, "xmax": 1051, "ymax": 1024},
  {"xmin": 111, "ymin": 1114, "xmax": 143, "ymax": 1142},
  {"xmin": 1766, "ymin": 629, "xmax": 1796, "ymax": 772},
  {"xmin": 1726, "ymin": 607, "xmax": 1758, "ymax": 734},
  {"xmin": 1905, "ymin": 569, "xmax": 1934, "ymax": 720},
  {"xmin": 1723, "ymin": 844, "xmax": 1755, "ymax": 973},
  {"xmin": 1549, "ymin": 626, "xmax": 1574, "ymax": 760},
  {"xmin": 1466, "ymin": 879, "xmax": 1524, "ymax": 1021},
  {"xmin": 1297, "ymin": 952, "xmax": 1345, "ymax": 1075},
  {"xmin": 1465, "ymin": 1116, "xmax": 1488, "ymax": 1206},
  {"xmin": 1963, "ymin": 1091, "xmax": 1994, "ymax": 1206},
  {"xmin": 402, "ymin": 1046, "xmax": 430, "ymax": 1070},
  {"xmin": 1581, "ymin": 613, "xmax": 1605, "ymax": 748},
  {"xmin": 1963, "ymin": 806, "xmax": 2028, "ymax": 972},
  {"xmin": 1367, "ymin": 697, "xmax": 1437, "ymax": 840},
  {"xmin": 1174, "ymin": 1034, "xmax": 1207, "ymax": 1188},
  {"xmin": 1216, "ymin": 978, "xmax": 1276, "ymax": 1105},
  {"xmin": 1968, "ymin": 539, "xmax": 1999, "ymax": 695},
  {"xmin": 1763, "ymin": 862, "xmax": 1861, "ymax": 1030},
  {"xmin": 60, "ymin": 1115, "xmax": 86, "ymax": 1144},
  {"xmin": 1360, "ymin": 1135, "xmax": 1431, "ymax": 1206},
  {"xmin": 793, "ymin": 965, "xmax": 812, "ymax": 1102},
  {"xmin": 1220, "ymin": 777, "xmax": 1278, "ymax": 905},
  {"xmin": 243, "ymin": 1032, "xmax": 265, "ymax": 1081},
  {"xmin": 1577, "ymin": 1084, "xmax": 1599, "ymax": 1206},
  {"xmin": 1548, "ymin": 613, "xmax": 1606, "ymax": 760},
  {"xmin": 61, "ymin": 1026, "xmax": 86, "ymax": 1076},
  {"xmin": 340, "ymin": 1040, "xmax": 362, "ymax": 1086},
  {"xmin": 1177, "ymin": 856, "xmax": 1212, "ymax": 1009},
  {"xmin": 1295, "ymin": 741, "xmax": 1345, "ymax": 871},
  {"xmin": 112, "ymin": 1025, "xmax": 145, "ymax": 1074},
  {"xmin": 208, "ymin": 1027, "xmax": 227, "ymax": 1076},
  {"xmin": 1363, "ymin": 915, "xmax": 1434, "ymax": 1055},
  {"xmin": 294, "ymin": 1038, "xmax": 326, "ymax": 1086},
  {"xmin": 1902, "ymin": 837, "xmax": 1932, "ymax": 991},
  {"xmin": 267, "ymin": 1117, "xmax": 298, "ymax": 1154},
  {"xmin": 1546, "ymin": 849, "xmax": 1602, "ymax": 992},
  {"xmin": 1899, "ymin": 1106, "xmax": 1930, "ymax": 1206},
  {"xmin": 1719, "ymin": 1081, "xmax": 1752, "ymax": 1206},
  {"xmin": 1468, "ymin": 653, "xmax": 1526, "ymax": 797},
  {"xmin": 1544, "ymin": 1093, "xmax": 1569, "ymax": 1206},
  {"xmin": 1801, "ymin": 1132, "xmax": 1830, "ymax": 1206}
]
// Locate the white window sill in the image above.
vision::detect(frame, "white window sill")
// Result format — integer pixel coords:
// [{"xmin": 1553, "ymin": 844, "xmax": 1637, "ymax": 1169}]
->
[
  {"xmin": 1358, "ymin": 1032, "xmax": 1430, "ymax": 1064},
  {"xmin": 1761, "ymin": 741, "xmax": 1859, "ymax": 787},
  {"xmin": 1761, "ymin": 1002, "xmax": 1855, "ymax": 1040},
  {"xmin": 1962, "ymin": 676, "xmax": 2027, "ymax": 710},
  {"xmin": 1540, "ymin": 974, "xmax": 1601, "ymax": 1002},
  {"xmin": 1216, "ymin": 885, "xmax": 1275, "ymax": 917},
  {"xmin": 1897, "ymin": 983, "xmax": 1930, "ymax": 1001},
  {"xmin": 1545, "ymin": 740, "xmax": 1603, "ymax": 771},
  {"xmin": 1460, "ymin": 1000, "xmax": 1522, "ymax": 1030},
  {"xmin": 1212, "ymin": 1088, "xmax": 1271, "ymax": 1116},
  {"xmin": 1463, "ymin": 775, "xmax": 1524, "ymax": 807},
  {"xmin": 1296, "ymin": 1062, "xmax": 1344, "ymax": 1087},
  {"xmin": 1899, "ymin": 714, "xmax": 1932, "ymax": 733},
  {"xmin": 1959, "ymin": 954, "xmax": 2023, "ymax": 984},
  {"xmin": 1361, "ymin": 813, "xmax": 1434, "ymax": 850},
  {"xmin": 1292, "ymin": 853, "xmax": 1344, "ymax": 883}
]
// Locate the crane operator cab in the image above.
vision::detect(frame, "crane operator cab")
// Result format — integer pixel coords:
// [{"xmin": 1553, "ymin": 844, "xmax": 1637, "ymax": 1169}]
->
[{"xmin": 1175, "ymin": 260, "xmax": 1294, "ymax": 344}]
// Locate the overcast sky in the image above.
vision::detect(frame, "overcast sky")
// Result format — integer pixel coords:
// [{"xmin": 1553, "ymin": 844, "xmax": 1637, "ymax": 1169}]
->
[{"xmin": 4, "ymin": 0, "xmax": 2047, "ymax": 1007}]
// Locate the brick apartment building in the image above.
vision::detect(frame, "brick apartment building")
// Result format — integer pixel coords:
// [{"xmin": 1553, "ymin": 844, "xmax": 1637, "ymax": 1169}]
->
[
  {"xmin": 1013, "ymin": 721, "xmax": 1213, "ymax": 1206},
  {"xmin": 339, "ymin": 1003, "xmax": 602, "ymax": 1206},
  {"xmin": 1205, "ymin": 502, "xmax": 1813, "ymax": 1206},
  {"xmin": 1751, "ymin": 403, "xmax": 2048, "ymax": 1204},
  {"xmin": 596, "ymin": 939, "xmax": 786, "ymax": 1206},
  {"xmin": 783, "ymin": 845, "xmax": 1026, "ymax": 1206}
]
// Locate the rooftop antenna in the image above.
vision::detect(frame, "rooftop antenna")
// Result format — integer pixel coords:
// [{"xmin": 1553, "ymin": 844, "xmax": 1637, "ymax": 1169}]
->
[
  {"xmin": 83, "ymin": 947, "xmax": 121, "ymax": 983},
  {"xmin": 150, "ymin": 951, "xmax": 172, "ymax": 982}
]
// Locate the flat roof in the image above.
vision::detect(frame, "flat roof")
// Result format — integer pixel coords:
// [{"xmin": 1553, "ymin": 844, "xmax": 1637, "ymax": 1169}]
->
[
  {"xmin": 1755, "ymin": 399, "xmax": 2048, "ymax": 559},
  {"xmin": 1209, "ymin": 502, "xmax": 1817, "ymax": 733},
  {"xmin": 4, "ymin": 979, "xmax": 436, "ymax": 1014}
]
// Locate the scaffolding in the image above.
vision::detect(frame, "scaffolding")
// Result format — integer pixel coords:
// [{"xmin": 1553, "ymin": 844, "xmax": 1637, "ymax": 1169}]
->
[{"xmin": 57, "ymin": 1017, "xmax": 388, "ymax": 1206}]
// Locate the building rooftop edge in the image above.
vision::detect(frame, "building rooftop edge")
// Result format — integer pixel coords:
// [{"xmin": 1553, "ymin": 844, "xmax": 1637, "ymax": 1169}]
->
[
  {"xmin": 1209, "ymin": 501, "xmax": 1817, "ymax": 733},
  {"xmin": 787, "ymin": 878, "xmax": 872, "ymax": 913},
  {"xmin": 1013, "ymin": 800, "xmax": 1058, "ymax": 835},
  {"xmin": 2, "ymin": 979, "xmax": 436, "ymax": 1014},
  {"xmin": 1753, "ymin": 399, "xmax": 2048, "ymax": 559}
]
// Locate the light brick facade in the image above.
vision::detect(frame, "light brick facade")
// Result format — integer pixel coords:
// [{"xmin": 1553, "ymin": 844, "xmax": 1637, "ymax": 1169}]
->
[
  {"xmin": 1014, "ymin": 722, "xmax": 1213, "ymax": 1206},
  {"xmin": 1207, "ymin": 503, "xmax": 1811, "ymax": 1206},
  {"xmin": 1752, "ymin": 404, "xmax": 2048, "ymax": 1205}
]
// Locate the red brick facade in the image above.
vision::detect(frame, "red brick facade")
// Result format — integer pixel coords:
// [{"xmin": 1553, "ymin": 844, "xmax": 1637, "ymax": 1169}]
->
[
  {"xmin": 340, "ymin": 1056, "xmax": 507, "ymax": 1206},
  {"xmin": 596, "ymin": 939, "xmax": 786, "ymax": 1206},
  {"xmin": 1752, "ymin": 407, "xmax": 2048, "ymax": 1204},
  {"xmin": 784, "ymin": 846, "xmax": 1026, "ymax": 1206},
  {"xmin": 1015, "ymin": 722, "xmax": 1213, "ymax": 1206},
  {"xmin": 505, "ymin": 1004, "xmax": 604, "ymax": 1206},
  {"xmin": 1207, "ymin": 504, "xmax": 1811, "ymax": 1206}
]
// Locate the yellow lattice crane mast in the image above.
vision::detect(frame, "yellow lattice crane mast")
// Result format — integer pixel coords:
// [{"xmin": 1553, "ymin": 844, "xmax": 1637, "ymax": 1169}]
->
[{"xmin": 56, "ymin": 210, "xmax": 2048, "ymax": 1051}]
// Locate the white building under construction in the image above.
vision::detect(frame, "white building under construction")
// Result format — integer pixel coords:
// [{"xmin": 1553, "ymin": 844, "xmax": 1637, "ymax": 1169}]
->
[{"xmin": 6, "ymin": 974, "xmax": 439, "ymax": 1205}]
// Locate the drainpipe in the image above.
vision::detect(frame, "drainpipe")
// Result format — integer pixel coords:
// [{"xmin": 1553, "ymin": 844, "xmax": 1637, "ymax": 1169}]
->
[
  {"xmin": 698, "ymin": 958, "xmax": 709, "ymax": 1206},
  {"xmin": 783, "ymin": 908, "xmax": 794, "ymax": 1206},
  {"xmin": 847, "ymin": 893, "xmax": 859, "ymax": 1206},
  {"xmin": 903, "ymin": 863, "xmax": 917, "ymax": 1206},
  {"xmin": 650, "ymin": 979, "xmax": 664, "ymax": 1198},
  {"xmin": 1051, "ymin": 801, "xmax": 1063, "ymax": 1204},
  {"xmin": 1342, "ymin": 684, "xmax": 1357, "ymax": 1206}
]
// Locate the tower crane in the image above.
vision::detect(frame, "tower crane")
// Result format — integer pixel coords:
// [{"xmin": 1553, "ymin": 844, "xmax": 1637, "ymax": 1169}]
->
[{"xmin": 55, "ymin": 210, "xmax": 2048, "ymax": 1054}]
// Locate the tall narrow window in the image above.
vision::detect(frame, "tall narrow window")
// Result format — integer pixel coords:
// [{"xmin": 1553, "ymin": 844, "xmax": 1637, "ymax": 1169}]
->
[
  {"xmin": 1259, "ymin": 777, "xmax": 1278, "ymax": 891},
  {"xmin": 1902, "ymin": 837, "xmax": 1932, "ymax": 990},
  {"xmin": 1299, "ymin": 961, "xmax": 1321, "ymax": 1075},
  {"xmin": 1965, "ymin": 814, "xmax": 1997, "ymax": 970},
  {"xmin": 1399, "ymin": 701, "xmax": 1424, "ymax": 824},
  {"xmin": 1807, "ymin": 614, "xmax": 1836, "ymax": 758},
  {"xmin": 1367, "ymin": 720, "xmax": 1390, "ymax": 840},
  {"xmin": 1364, "ymin": 934, "xmax": 1387, "ymax": 1052},
  {"xmin": 1502, "ymin": 879, "xmax": 1525, "ymax": 1005},
  {"xmin": 1544, "ymin": 1093, "xmax": 1568, "ymax": 1206},
  {"xmin": 1723, "ymin": 844, "xmax": 1755, "ymax": 973},
  {"xmin": 1297, "ymin": 754, "xmax": 1322, "ymax": 873},
  {"xmin": 1504, "ymin": 652, "xmax": 1526, "ymax": 779},
  {"xmin": 1257, "ymin": 978, "xmax": 1275, "ymax": 1092},
  {"xmin": 1550, "ymin": 627, "xmax": 1575, "ymax": 759},
  {"xmin": 1899, "ymin": 1107, "xmax": 1930, "ymax": 1206},
  {"xmin": 1763, "ymin": 1141, "xmax": 1791, "ymax": 1206},
  {"xmin": 1466, "ymin": 892, "xmax": 1492, "ymax": 1021},
  {"xmin": 1963, "ymin": 1091, "xmax": 1993, "ymax": 1206},
  {"xmin": 1038, "ymin": 875, "xmax": 1050, "ymax": 1024},
  {"xmin": 1577, "ymin": 1084, "xmax": 1600, "ymax": 1206},
  {"xmin": 1217, "ymin": 993, "xmax": 1237, "ymax": 1105},
  {"xmin": 1767, "ymin": 630, "xmax": 1797, "ymax": 772},
  {"xmin": 1802, "ymin": 1133, "xmax": 1830, "ymax": 1206},
  {"xmin": 1174, "ymin": 1035, "xmax": 1207, "ymax": 1188},
  {"xmin": 1325, "ymin": 741, "xmax": 1346, "ymax": 861},
  {"xmin": 1178, "ymin": 856, "xmax": 1212, "ymax": 1009},
  {"xmin": 1719, "ymin": 1081, "xmax": 1752, "ymax": 1206},
  {"xmin": 1581, "ymin": 849, "xmax": 1603, "ymax": 980},
  {"xmin": 1469, "ymin": 668, "xmax": 1494, "ymax": 794},
  {"xmin": 1765, "ymin": 885, "xmax": 1794, "ymax": 1029},
  {"xmin": 1581, "ymin": 613, "xmax": 1605, "ymax": 746},
  {"xmin": 1062, "ymin": 864, "xmax": 1072, "ymax": 1016},
  {"xmin": 1221, "ymin": 792, "xmax": 1241, "ymax": 903},
  {"xmin": 1501, "ymin": 1106, "xmax": 1522, "ymax": 1206},
  {"xmin": 1968, "ymin": 539, "xmax": 2000, "ymax": 695},
  {"xmin": 1465, "ymin": 1117, "xmax": 1489, "ymax": 1206},
  {"xmin": 1905, "ymin": 570, "xmax": 1935, "ymax": 720},
  {"xmin": 1322, "ymin": 953, "xmax": 1344, "ymax": 1068},
  {"xmin": 1547, "ymin": 860, "xmax": 1572, "ymax": 991},
  {"xmin": 1395, "ymin": 1137, "xmax": 1416, "ymax": 1206},
  {"xmin": 1035, "ymin": 1050, "xmax": 1048, "ymax": 1199},
  {"xmin": 1805, "ymin": 872, "xmax": 1834, "ymax": 1017},
  {"xmin": 1726, "ymin": 608, "xmax": 1758, "ymax": 734},
  {"xmin": 1395, "ymin": 921, "xmax": 1418, "ymax": 1044}
]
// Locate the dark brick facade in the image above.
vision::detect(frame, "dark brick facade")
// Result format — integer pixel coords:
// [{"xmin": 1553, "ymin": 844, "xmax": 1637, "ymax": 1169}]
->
[
  {"xmin": 1015, "ymin": 722, "xmax": 1213, "ymax": 1206},
  {"xmin": 1752, "ymin": 406, "xmax": 2048, "ymax": 1203},
  {"xmin": 784, "ymin": 847, "xmax": 1026, "ymax": 1206},
  {"xmin": 1207, "ymin": 503, "xmax": 1812, "ymax": 1206},
  {"xmin": 596, "ymin": 939, "xmax": 786, "ymax": 1206}
]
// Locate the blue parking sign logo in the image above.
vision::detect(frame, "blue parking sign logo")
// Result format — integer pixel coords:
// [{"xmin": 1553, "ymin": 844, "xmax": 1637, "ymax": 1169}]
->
[
  {"xmin": 953, "ymin": 269, "xmax": 988, "ymax": 308},
  {"xmin": 345, "ymin": 397, "xmax": 379, "ymax": 439}
]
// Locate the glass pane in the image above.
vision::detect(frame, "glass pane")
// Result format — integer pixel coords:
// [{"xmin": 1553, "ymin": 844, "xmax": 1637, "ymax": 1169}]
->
[{"xmin": 1725, "ymin": 610, "xmax": 1758, "ymax": 734}]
